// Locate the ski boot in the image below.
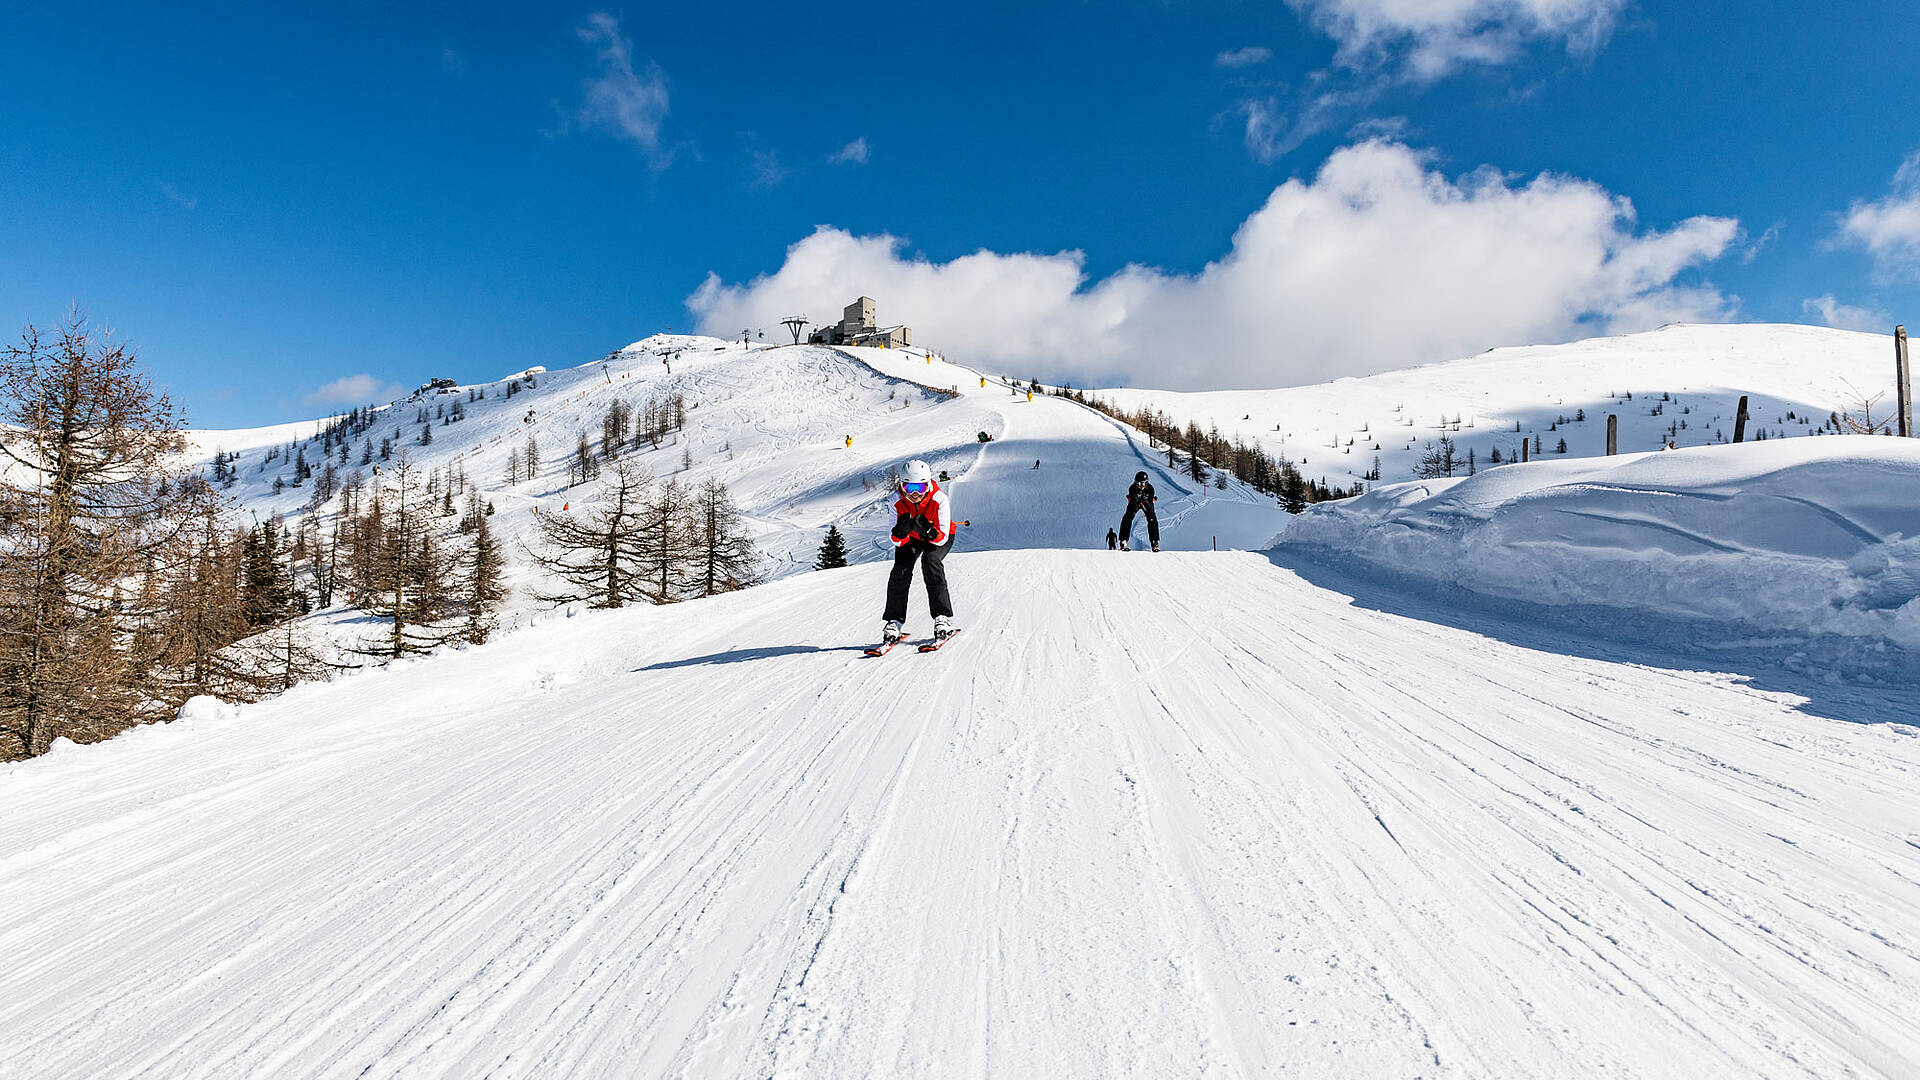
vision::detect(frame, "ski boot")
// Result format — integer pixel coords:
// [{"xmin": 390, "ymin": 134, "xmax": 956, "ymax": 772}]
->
[
  {"xmin": 1119, "ymin": 540, "xmax": 1130, "ymax": 551},
  {"xmin": 882, "ymin": 619, "xmax": 905, "ymax": 645},
  {"xmin": 1151, "ymin": 542, "xmax": 1160, "ymax": 552},
  {"xmin": 932, "ymin": 615, "xmax": 956, "ymax": 641}
]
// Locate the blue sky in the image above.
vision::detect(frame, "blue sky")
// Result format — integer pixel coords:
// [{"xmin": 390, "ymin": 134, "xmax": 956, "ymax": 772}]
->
[{"xmin": 3, "ymin": 1, "xmax": 1917, "ymax": 425}]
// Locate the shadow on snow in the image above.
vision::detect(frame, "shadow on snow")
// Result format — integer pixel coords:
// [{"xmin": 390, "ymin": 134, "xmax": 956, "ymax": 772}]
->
[
  {"xmin": 1266, "ymin": 547, "xmax": 1920, "ymax": 729},
  {"xmin": 638, "ymin": 644, "xmax": 870, "ymax": 671}
]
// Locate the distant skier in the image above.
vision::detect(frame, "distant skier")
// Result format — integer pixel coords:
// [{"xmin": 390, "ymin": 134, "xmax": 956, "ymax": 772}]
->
[
  {"xmin": 880, "ymin": 459, "xmax": 957, "ymax": 646},
  {"xmin": 1106, "ymin": 527, "xmax": 1118, "ymax": 550},
  {"xmin": 1119, "ymin": 470, "xmax": 1159, "ymax": 552}
]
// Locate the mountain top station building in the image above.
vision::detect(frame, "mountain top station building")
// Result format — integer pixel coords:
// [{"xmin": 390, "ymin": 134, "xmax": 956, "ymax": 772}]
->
[{"xmin": 809, "ymin": 297, "xmax": 913, "ymax": 348}]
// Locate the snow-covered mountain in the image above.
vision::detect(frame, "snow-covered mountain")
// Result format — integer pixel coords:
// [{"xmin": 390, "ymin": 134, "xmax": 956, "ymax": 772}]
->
[
  {"xmin": 1093, "ymin": 322, "xmax": 1899, "ymax": 488},
  {"xmin": 183, "ymin": 336, "xmax": 1289, "ymax": 639},
  {"xmin": 6, "ymin": 324, "xmax": 1920, "ymax": 1078}
]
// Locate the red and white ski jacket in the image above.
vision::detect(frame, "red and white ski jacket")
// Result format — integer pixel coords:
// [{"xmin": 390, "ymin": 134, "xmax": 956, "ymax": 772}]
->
[{"xmin": 892, "ymin": 482, "xmax": 953, "ymax": 546}]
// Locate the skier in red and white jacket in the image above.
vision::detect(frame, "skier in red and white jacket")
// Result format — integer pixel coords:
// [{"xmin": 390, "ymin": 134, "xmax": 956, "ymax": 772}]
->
[{"xmin": 881, "ymin": 459, "xmax": 957, "ymax": 645}]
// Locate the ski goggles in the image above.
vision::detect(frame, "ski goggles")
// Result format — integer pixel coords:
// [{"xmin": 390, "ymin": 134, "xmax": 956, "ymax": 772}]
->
[{"xmin": 900, "ymin": 481, "xmax": 930, "ymax": 495}]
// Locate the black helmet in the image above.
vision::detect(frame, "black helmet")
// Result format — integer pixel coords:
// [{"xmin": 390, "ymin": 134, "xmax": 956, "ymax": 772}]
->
[{"xmin": 1134, "ymin": 471, "xmax": 1148, "ymax": 482}]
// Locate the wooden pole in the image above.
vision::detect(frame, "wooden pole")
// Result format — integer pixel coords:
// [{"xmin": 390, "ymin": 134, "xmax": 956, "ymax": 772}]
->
[
  {"xmin": 1898, "ymin": 325, "xmax": 1913, "ymax": 438},
  {"xmin": 1733, "ymin": 395, "xmax": 1749, "ymax": 443},
  {"xmin": 1606, "ymin": 414, "xmax": 1618, "ymax": 455}
]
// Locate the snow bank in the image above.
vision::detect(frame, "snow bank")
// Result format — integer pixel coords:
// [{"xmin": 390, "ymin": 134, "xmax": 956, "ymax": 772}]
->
[{"xmin": 1280, "ymin": 436, "xmax": 1920, "ymax": 672}]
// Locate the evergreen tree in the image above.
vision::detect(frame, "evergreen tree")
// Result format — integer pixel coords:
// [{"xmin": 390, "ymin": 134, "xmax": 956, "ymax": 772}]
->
[
  {"xmin": 1278, "ymin": 463, "xmax": 1308, "ymax": 514},
  {"xmin": 523, "ymin": 432, "xmax": 540, "ymax": 477},
  {"xmin": 240, "ymin": 517, "xmax": 297, "ymax": 628},
  {"xmin": 815, "ymin": 524, "xmax": 850, "ymax": 570}
]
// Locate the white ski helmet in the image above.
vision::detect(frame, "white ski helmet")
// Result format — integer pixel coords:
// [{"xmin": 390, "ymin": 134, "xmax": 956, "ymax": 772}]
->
[{"xmin": 902, "ymin": 459, "xmax": 933, "ymax": 485}]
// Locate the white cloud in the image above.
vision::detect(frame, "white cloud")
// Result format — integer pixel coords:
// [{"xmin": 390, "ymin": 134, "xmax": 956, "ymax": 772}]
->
[
  {"xmin": 1834, "ymin": 151, "xmax": 1920, "ymax": 279},
  {"xmin": 1803, "ymin": 295, "xmax": 1890, "ymax": 333},
  {"xmin": 158, "ymin": 182, "xmax": 198, "ymax": 210},
  {"xmin": 1289, "ymin": 0, "xmax": 1627, "ymax": 80},
  {"xmin": 1236, "ymin": 0, "xmax": 1624, "ymax": 163},
  {"xmin": 830, "ymin": 137, "xmax": 870, "ymax": 166},
  {"xmin": 687, "ymin": 140, "xmax": 1740, "ymax": 390},
  {"xmin": 305, "ymin": 374, "xmax": 407, "ymax": 409},
  {"xmin": 746, "ymin": 147, "xmax": 787, "ymax": 189},
  {"xmin": 1741, "ymin": 221, "xmax": 1781, "ymax": 264},
  {"xmin": 1241, "ymin": 87, "xmax": 1379, "ymax": 162},
  {"xmin": 1241, "ymin": 98, "xmax": 1290, "ymax": 163},
  {"xmin": 576, "ymin": 12, "xmax": 672, "ymax": 164},
  {"xmin": 1215, "ymin": 46, "xmax": 1273, "ymax": 69}
]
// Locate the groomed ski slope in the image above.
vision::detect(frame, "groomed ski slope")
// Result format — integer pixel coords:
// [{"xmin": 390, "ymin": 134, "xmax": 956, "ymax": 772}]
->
[{"xmin": 5, "ymin": 551, "xmax": 1919, "ymax": 1078}]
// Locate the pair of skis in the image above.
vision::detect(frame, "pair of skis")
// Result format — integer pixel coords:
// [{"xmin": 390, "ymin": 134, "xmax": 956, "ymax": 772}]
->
[{"xmin": 865, "ymin": 629, "xmax": 962, "ymax": 657}]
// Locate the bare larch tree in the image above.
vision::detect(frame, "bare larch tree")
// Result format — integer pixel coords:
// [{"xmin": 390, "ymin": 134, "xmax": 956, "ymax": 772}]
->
[{"xmin": 0, "ymin": 313, "xmax": 196, "ymax": 757}]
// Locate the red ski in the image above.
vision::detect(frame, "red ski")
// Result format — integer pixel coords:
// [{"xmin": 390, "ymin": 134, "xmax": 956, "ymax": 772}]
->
[
  {"xmin": 863, "ymin": 638, "xmax": 907, "ymax": 658},
  {"xmin": 918, "ymin": 629, "xmax": 962, "ymax": 653}
]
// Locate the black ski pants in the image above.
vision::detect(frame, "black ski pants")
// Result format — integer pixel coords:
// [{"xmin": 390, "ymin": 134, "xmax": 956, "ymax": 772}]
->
[
  {"xmin": 884, "ymin": 534, "xmax": 954, "ymax": 623},
  {"xmin": 1119, "ymin": 501, "xmax": 1159, "ymax": 546}
]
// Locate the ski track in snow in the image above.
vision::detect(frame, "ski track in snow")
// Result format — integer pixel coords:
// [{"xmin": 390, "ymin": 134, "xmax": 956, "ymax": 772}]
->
[{"xmin": 4, "ymin": 550, "xmax": 1918, "ymax": 1078}]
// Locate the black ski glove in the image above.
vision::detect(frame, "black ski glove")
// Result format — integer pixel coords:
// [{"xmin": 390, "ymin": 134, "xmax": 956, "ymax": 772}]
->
[{"xmin": 892, "ymin": 517, "xmax": 914, "ymax": 540}]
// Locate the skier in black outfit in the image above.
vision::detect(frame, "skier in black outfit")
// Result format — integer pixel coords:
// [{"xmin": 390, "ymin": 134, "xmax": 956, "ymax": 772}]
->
[
  {"xmin": 1106, "ymin": 527, "xmax": 1118, "ymax": 550},
  {"xmin": 1119, "ymin": 470, "xmax": 1159, "ymax": 552}
]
